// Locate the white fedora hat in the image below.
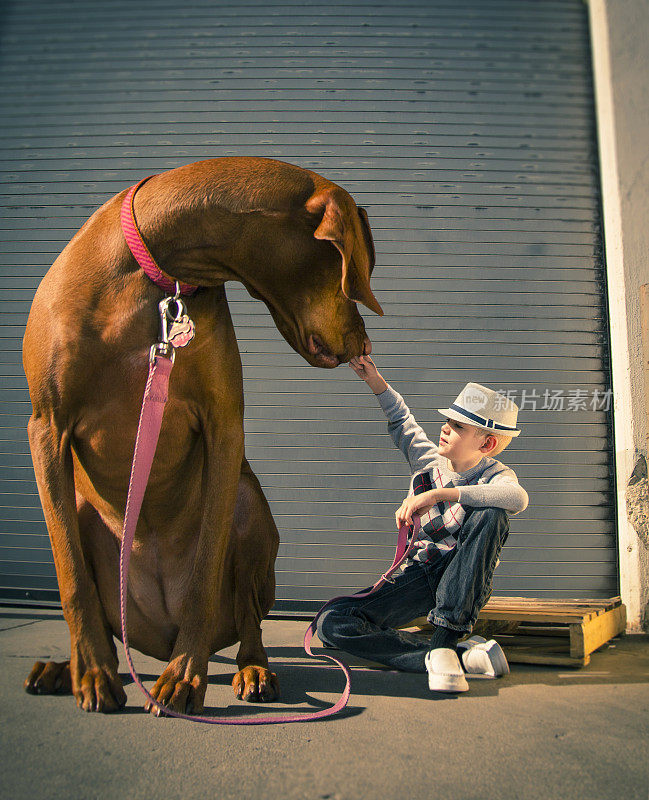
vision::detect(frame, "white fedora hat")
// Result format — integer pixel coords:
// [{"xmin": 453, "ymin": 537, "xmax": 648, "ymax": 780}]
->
[{"xmin": 438, "ymin": 382, "xmax": 521, "ymax": 437}]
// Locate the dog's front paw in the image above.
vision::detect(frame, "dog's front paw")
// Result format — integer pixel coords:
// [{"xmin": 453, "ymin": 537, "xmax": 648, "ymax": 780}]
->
[
  {"xmin": 145, "ymin": 655, "xmax": 207, "ymax": 716},
  {"xmin": 73, "ymin": 666, "xmax": 127, "ymax": 713},
  {"xmin": 232, "ymin": 665, "xmax": 280, "ymax": 702},
  {"xmin": 67, "ymin": 642, "xmax": 127, "ymax": 712}
]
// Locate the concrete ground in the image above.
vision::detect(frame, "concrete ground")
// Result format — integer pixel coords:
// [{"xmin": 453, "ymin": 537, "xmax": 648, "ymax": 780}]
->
[{"xmin": 1, "ymin": 607, "xmax": 648, "ymax": 800}]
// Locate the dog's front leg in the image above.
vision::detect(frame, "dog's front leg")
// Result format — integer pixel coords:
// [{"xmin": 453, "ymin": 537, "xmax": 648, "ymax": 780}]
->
[{"xmin": 145, "ymin": 420, "xmax": 245, "ymax": 716}]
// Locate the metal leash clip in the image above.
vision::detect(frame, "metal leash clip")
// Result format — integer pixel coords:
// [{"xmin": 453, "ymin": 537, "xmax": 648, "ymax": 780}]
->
[{"xmin": 149, "ymin": 282, "xmax": 196, "ymax": 364}]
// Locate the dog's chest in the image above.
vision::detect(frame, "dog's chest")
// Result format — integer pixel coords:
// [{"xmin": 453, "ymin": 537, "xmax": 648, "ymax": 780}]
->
[
  {"xmin": 73, "ymin": 390, "xmax": 203, "ymax": 493},
  {"xmin": 128, "ymin": 535, "xmax": 198, "ymax": 626}
]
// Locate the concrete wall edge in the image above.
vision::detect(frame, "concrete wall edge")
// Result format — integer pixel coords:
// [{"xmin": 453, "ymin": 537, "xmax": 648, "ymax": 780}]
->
[{"xmin": 586, "ymin": 0, "xmax": 645, "ymax": 632}]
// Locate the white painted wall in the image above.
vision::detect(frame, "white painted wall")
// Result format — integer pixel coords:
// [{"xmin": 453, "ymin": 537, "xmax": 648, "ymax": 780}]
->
[{"xmin": 588, "ymin": 0, "xmax": 649, "ymax": 631}]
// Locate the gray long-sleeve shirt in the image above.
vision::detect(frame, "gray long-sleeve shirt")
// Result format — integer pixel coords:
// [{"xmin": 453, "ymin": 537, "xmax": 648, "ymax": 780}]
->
[{"xmin": 376, "ymin": 383, "xmax": 528, "ymax": 565}]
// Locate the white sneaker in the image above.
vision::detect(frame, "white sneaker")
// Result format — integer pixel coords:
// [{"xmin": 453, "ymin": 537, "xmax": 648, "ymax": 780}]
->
[
  {"xmin": 457, "ymin": 636, "xmax": 510, "ymax": 678},
  {"xmin": 424, "ymin": 648, "xmax": 469, "ymax": 693}
]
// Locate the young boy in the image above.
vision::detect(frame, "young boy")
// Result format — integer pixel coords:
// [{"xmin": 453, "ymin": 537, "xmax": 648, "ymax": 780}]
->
[{"xmin": 316, "ymin": 355, "xmax": 529, "ymax": 693}]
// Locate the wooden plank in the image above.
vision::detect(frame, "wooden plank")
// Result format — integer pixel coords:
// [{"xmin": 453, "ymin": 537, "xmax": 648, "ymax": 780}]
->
[
  {"xmin": 478, "ymin": 609, "xmax": 594, "ymax": 623},
  {"xmin": 482, "ymin": 605, "xmax": 601, "ymax": 615},
  {"xmin": 487, "ymin": 634, "xmax": 570, "ymax": 649},
  {"xmin": 511, "ymin": 625, "xmax": 570, "ymax": 638},
  {"xmin": 485, "ymin": 595, "xmax": 621, "ymax": 603},
  {"xmin": 501, "ymin": 648, "xmax": 589, "ymax": 667},
  {"xmin": 403, "ymin": 616, "xmax": 431, "ymax": 629},
  {"xmin": 483, "ymin": 596, "xmax": 620, "ymax": 609},
  {"xmin": 584, "ymin": 597, "xmax": 621, "ymax": 607},
  {"xmin": 570, "ymin": 604, "xmax": 627, "ymax": 659},
  {"xmin": 483, "ymin": 601, "xmax": 616, "ymax": 610},
  {"xmin": 486, "ymin": 612, "xmax": 597, "ymax": 620}
]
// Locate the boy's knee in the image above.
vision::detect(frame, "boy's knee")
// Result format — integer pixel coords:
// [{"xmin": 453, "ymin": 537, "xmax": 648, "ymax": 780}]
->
[
  {"xmin": 463, "ymin": 506, "xmax": 510, "ymax": 541},
  {"xmin": 316, "ymin": 607, "xmax": 344, "ymax": 646},
  {"xmin": 315, "ymin": 609, "xmax": 330, "ymax": 642},
  {"xmin": 317, "ymin": 602, "xmax": 368, "ymax": 646}
]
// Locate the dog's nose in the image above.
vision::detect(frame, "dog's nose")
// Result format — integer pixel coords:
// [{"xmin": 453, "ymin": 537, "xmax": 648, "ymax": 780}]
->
[{"xmin": 363, "ymin": 336, "xmax": 372, "ymax": 356}]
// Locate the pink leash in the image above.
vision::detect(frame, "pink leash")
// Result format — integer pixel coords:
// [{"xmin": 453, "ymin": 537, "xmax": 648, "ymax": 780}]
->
[{"xmin": 118, "ymin": 179, "xmax": 421, "ymax": 723}]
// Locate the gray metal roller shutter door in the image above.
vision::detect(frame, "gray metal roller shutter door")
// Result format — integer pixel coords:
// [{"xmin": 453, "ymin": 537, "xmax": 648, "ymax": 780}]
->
[{"xmin": 0, "ymin": 0, "xmax": 617, "ymax": 612}]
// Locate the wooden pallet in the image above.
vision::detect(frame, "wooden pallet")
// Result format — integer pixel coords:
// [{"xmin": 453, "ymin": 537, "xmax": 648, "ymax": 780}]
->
[{"xmin": 403, "ymin": 596, "xmax": 627, "ymax": 668}]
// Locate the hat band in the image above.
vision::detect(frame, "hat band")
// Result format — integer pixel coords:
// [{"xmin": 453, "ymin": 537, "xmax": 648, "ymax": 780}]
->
[{"xmin": 449, "ymin": 404, "xmax": 519, "ymax": 433}]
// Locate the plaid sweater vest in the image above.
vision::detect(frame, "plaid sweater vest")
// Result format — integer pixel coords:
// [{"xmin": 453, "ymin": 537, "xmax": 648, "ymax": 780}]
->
[{"xmin": 409, "ymin": 469, "xmax": 464, "ymax": 563}]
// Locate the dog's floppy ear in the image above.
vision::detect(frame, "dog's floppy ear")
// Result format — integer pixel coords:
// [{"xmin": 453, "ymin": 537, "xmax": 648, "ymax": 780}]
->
[
  {"xmin": 356, "ymin": 207, "xmax": 375, "ymax": 276},
  {"xmin": 306, "ymin": 189, "xmax": 384, "ymax": 316}
]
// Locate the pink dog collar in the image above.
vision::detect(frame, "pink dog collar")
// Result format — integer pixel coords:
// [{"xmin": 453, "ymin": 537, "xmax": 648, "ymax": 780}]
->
[{"xmin": 120, "ymin": 175, "xmax": 199, "ymax": 296}]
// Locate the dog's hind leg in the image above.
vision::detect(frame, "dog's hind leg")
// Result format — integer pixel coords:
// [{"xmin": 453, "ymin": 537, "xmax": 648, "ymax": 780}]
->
[
  {"xmin": 24, "ymin": 415, "xmax": 126, "ymax": 713},
  {"xmin": 229, "ymin": 459, "xmax": 281, "ymax": 702},
  {"xmin": 24, "ymin": 659, "xmax": 72, "ymax": 695}
]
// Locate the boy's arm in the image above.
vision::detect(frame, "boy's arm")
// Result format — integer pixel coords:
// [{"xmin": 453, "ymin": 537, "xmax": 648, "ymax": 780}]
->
[
  {"xmin": 395, "ymin": 486, "xmax": 459, "ymax": 526},
  {"xmin": 349, "ymin": 356, "xmax": 439, "ymax": 472},
  {"xmin": 457, "ymin": 468, "xmax": 529, "ymax": 515}
]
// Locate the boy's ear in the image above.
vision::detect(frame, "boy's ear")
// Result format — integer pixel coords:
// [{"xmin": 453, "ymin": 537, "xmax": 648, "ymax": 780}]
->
[
  {"xmin": 479, "ymin": 431, "xmax": 498, "ymax": 452},
  {"xmin": 475, "ymin": 427, "xmax": 498, "ymax": 447},
  {"xmin": 306, "ymin": 188, "xmax": 384, "ymax": 316}
]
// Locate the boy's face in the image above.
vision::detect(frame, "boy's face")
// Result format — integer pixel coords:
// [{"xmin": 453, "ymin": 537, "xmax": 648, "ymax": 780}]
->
[{"xmin": 438, "ymin": 418, "xmax": 490, "ymax": 462}]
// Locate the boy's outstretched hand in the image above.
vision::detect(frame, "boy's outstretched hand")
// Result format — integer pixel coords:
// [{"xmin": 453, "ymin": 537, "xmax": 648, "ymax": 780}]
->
[{"xmin": 349, "ymin": 355, "xmax": 388, "ymax": 395}]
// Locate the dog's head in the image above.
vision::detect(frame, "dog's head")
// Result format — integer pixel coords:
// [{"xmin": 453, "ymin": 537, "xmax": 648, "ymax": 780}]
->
[
  {"xmin": 300, "ymin": 186, "xmax": 383, "ymax": 368},
  {"xmin": 143, "ymin": 160, "xmax": 383, "ymax": 368},
  {"xmin": 242, "ymin": 185, "xmax": 383, "ymax": 369}
]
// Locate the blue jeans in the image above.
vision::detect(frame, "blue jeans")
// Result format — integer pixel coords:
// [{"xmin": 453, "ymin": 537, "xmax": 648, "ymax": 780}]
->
[{"xmin": 316, "ymin": 506, "xmax": 509, "ymax": 673}]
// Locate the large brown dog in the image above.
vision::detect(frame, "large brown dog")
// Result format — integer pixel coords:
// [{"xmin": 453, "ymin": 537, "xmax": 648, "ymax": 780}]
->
[{"xmin": 22, "ymin": 157, "xmax": 382, "ymax": 714}]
